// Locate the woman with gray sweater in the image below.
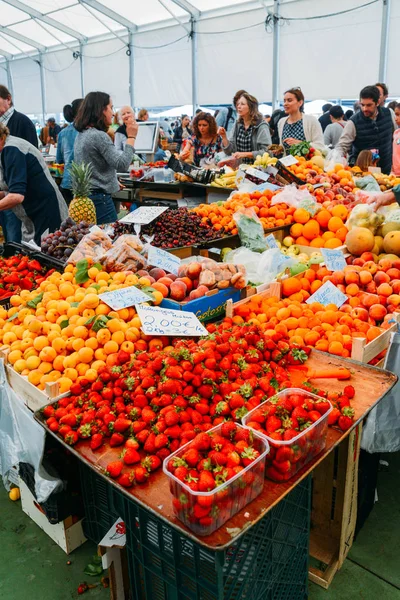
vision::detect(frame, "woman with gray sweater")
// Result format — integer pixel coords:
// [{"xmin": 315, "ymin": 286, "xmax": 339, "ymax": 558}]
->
[{"xmin": 74, "ymin": 92, "xmax": 138, "ymax": 224}]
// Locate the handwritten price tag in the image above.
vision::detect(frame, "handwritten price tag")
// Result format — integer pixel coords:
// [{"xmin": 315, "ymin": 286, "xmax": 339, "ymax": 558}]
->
[
  {"xmin": 99, "ymin": 286, "xmax": 151, "ymax": 310},
  {"xmin": 148, "ymin": 246, "xmax": 181, "ymax": 275},
  {"xmin": 136, "ymin": 305, "xmax": 208, "ymax": 337},
  {"xmin": 279, "ymin": 155, "xmax": 299, "ymax": 167},
  {"xmin": 306, "ymin": 280, "xmax": 348, "ymax": 308},
  {"xmin": 265, "ymin": 234, "xmax": 278, "ymax": 249},
  {"xmin": 119, "ymin": 206, "xmax": 168, "ymax": 225},
  {"xmin": 320, "ymin": 248, "xmax": 346, "ymax": 272}
]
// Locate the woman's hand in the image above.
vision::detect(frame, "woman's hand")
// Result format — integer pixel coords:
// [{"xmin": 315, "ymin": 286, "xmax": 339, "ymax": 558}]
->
[
  {"xmin": 283, "ymin": 137, "xmax": 302, "ymax": 146},
  {"xmin": 217, "ymin": 126, "xmax": 228, "ymax": 143},
  {"xmin": 233, "ymin": 152, "xmax": 253, "ymax": 159},
  {"xmin": 366, "ymin": 191, "xmax": 396, "ymax": 210},
  {"xmin": 126, "ymin": 116, "xmax": 139, "ymax": 141}
]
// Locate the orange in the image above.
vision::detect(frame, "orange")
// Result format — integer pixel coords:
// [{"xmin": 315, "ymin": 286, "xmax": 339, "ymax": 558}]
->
[
  {"xmin": 335, "ymin": 226, "xmax": 348, "ymax": 242},
  {"xmin": 328, "ymin": 216, "xmax": 344, "ymax": 232},
  {"xmin": 315, "ymin": 209, "xmax": 331, "ymax": 229},
  {"xmin": 290, "ymin": 223, "xmax": 303, "ymax": 238},
  {"xmin": 331, "ymin": 204, "xmax": 349, "ymax": 220},
  {"xmin": 293, "ymin": 208, "xmax": 310, "ymax": 224},
  {"xmin": 322, "ymin": 231, "xmax": 335, "ymax": 240},
  {"xmin": 302, "ymin": 219, "xmax": 320, "ymax": 241},
  {"xmin": 281, "ymin": 277, "xmax": 302, "ymax": 297},
  {"xmin": 310, "ymin": 237, "xmax": 325, "ymax": 247},
  {"xmin": 295, "ymin": 236, "xmax": 310, "ymax": 246},
  {"xmin": 324, "ymin": 238, "xmax": 342, "ymax": 249}
]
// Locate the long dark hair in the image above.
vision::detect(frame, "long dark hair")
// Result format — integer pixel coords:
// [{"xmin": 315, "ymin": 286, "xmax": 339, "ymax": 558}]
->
[
  {"xmin": 285, "ymin": 87, "xmax": 305, "ymax": 112},
  {"xmin": 74, "ymin": 91, "xmax": 110, "ymax": 132},
  {"xmin": 192, "ymin": 112, "xmax": 217, "ymax": 138},
  {"xmin": 63, "ymin": 98, "xmax": 83, "ymax": 123}
]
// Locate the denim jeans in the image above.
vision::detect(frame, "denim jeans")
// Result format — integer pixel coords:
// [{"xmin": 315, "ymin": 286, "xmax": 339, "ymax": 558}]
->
[
  {"xmin": 0, "ymin": 210, "xmax": 22, "ymax": 243},
  {"xmin": 89, "ymin": 192, "xmax": 118, "ymax": 224}
]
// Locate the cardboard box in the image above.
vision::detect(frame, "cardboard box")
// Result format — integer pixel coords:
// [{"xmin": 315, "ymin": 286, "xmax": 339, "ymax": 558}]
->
[
  {"xmin": 161, "ymin": 287, "xmax": 241, "ymax": 323},
  {"xmin": 98, "ymin": 519, "xmax": 129, "ymax": 600},
  {"xmin": 19, "ymin": 479, "xmax": 86, "ymax": 554}
]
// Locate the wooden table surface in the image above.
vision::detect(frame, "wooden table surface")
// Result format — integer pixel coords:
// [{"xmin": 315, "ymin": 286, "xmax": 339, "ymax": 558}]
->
[{"xmin": 35, "ymin": 350, "xmax": 397, "ymax": 550}]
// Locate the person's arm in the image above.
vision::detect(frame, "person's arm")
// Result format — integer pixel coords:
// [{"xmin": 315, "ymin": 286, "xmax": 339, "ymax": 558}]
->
[
  {"xmin": 0, "ymin": 147, "xmax": 26, "ymax": 211},
  {"xmin": 219, "ymin": 123, "xmax": 237, "ymax": 156},
  {"xmin": 94, "ymin": 131, "xmax": 134, "ymax": 172},
  {"xmin": 56, "ymin": 134, "xmax": 63, "ymax": 163},
  {"xmin": 307, "ymin": 116, "xmax": 325, "ymax": 150},
  {"xmin": 114, "ymin": 132, "xmax": 126, "ymax": 152},
  {"xmin": 366, "ymin": 188, "xmax": 398, "ymax": 209},
  {"xmin": 335, "ymin": 121, "xmax": 356, "ymax": 157},
  {"xmin": 173, "ymin": 127, "xmax": 182, "ymax": 145},
  {"xmin": 324, "ymin": 125, "xmax": 333, "ymax": 147}
]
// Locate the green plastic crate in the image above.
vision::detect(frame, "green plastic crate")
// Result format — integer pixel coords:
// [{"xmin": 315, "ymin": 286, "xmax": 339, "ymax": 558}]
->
[{"xmin": 79, "ymin": 462, "xmax": 310, "ymax": 599}]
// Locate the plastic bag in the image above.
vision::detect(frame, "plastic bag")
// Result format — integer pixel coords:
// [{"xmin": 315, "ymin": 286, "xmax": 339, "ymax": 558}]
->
[
  {"xmin": 346, "ymin": 202, "xmax": 384, "ymax": 233},
  {"xmin": 324, "ymin": 148, "xmax": 347, "ymax": 172},
  {"xmin": 271, "ymin": 184, "xmax": 319, "ymax": 215},
  {"xmin": 233, "ymin": 208, "xmax": 268, "ymax": 252},
  {"xmin": 178, "ymin": 258, "xmax": 246, "ymax": 290},
  {"xmin": 100, "ymin": 235, "xmax": 145, "ymax": 272},
  {"xmin": 0, "ymin": 360, "xmax": 62, "ymax": 502},
  {"xmin": 67, "ymin": 226, "xmax": 113, "ymax": 264},
  {"xmin": 355, "ymin": 174, "xmax": 381, "ymax": 192},
  {"xmin": 225, "ymin": 247, "xmax": 297, "ymax": 286},
  {"xmin": 361, "ymin": 326, "xmax": 400, "ymax": 453}
]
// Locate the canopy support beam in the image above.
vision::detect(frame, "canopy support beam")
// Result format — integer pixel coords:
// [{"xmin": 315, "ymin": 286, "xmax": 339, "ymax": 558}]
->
[
  {"xmin": 38, "ymin": 54, "xmax": 46, "ymax": 125},
  {"xmin": 0, "ymin": 25, "xmax": 46, "ymax": 51},
  {"xmin": 128, "ymin": 31, "xmax": 134, "ymax": 108},
  {"xmin": 6, "ymin": 60, "xmax": 14, "ymax": 96},
  {"xmin": 79, "ymin": 43, "xmax": 85, "ymax": 97},
  {"xmin": 191, "ymin": 18, "xmax": 198, "ymax": 117},
  {"xmin": 378, "ymin": 0, "xmax": 391, "ymax": 82},
  {"xmin": 271, "ymin": 0, "xmax": 280, "ymax": 109},
  {"xmin": 169, "ymin": 0, "xmax": 200, "ymax": 18},
  {"xmin": 78, "ymin": 0, "xmax": 137, "ymax": 31}
]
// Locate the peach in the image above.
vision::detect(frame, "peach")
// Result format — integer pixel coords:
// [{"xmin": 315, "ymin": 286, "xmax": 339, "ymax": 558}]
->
[
  {"xmin": 361, "ymin": 293, "xmax": 379, "ymax": 308},
  {"xmin": 149, "ymin": 268, "xmax": 166, "ymax": 280},
  {"xmin": 377, "ymin": 283, "xmax": 393, "ymax": 297},
  {"xmin": 387, "ymin": 294, "xmax": 400, "ymax": 307},
  {"xmin": 360, "ymin": 252, "xmax": 375, "ymax": 262},
  {"xmin": 374, "ymin": 271, "xmax": 390, "ymax": 285},
  {"xmin": 365, "ymin": 281, "xmax": 377, "ymax": 294},
  {"xmin": 349, "ymin": 296, "xmax": 361, "ymax": 308},
  {"xmin": 340, "ymin": 305, "xmax": 353, "ymax": 314},
  {"xmin": 391, "ymin": 280, "xmax": 400, "ymax": 294},
  {"xmin": 196, "ymin": 285, "xmax": 209, "ymax": 297},
  {"xmin": 137, "ymin": 270, "xmax": 150, "ymax": 278},
  {"xmin": 387, "ymin": 304, "xmax": 398, "ymax": 314},
  {"xmin": 176, "ymin": 276, "xmax": 193, "ymax": 292},
  {"xmin": 189, "ymin": 289, "xmax": 202, "ymax": 300},
  {"xmin": 369, "ymin": 304, "xmax": 387, "ymax": 321},
  {"xmin": 322, "ymin": 276, "xmax": 335, "ymax": 284},
  {"xmin": 187, "ymin": 263, "xmax": 202, "ymax": 280},
  {"xmin": 378, "ymin": 295, "xmax": 388, "ymax": 306},
  {"xmin": 378, "ymin": 258, "xmax": 393, "ymax": 272},
  {"xmin": 345, "ymin": 271, "xmax": 360, "ymax": 285},
  {"xmin": 359, "ymin": 270, "xmax": 373, "ymax": 286},
  {"xmin": 157, "ymin": 277, "xmax": 174, "ymax": 288},
  {"xmin": 386, "ymin": 268, "xmax": 400, "ymax": 281},
  {"xmin": 170, "ymin": 281, "xmax": 187, "ymax": 301},
  {"xmin": 332, "ymin": 271, "xmax": 345, "ymax": 285},
  {"xmin": 337, "ymin": 284, "xmax": 346, "ymax": 293},
  {"xmin": 392, "ymin": 259, "xmax": 400, "ymax": 270},
  {"xmin": 168, "ymin": 273, "xmax": 178, "ymax": 281},
  {"xmin": 351, "ymin": 307, "xmax": 369, "ymax": 321},
  {"xmin": 352, "ymin": 258, "xmax": 365, "ymax": 267},
  {"xmin": 152, "ymin": 282, "xmax": 169, "ymax": 298},
  {"xmin": 346, "ymin": 283, "xmax": 360, "ymax": 296},
  {"xmin": 363, "ymin": 261, "xmax": 378, "ymax": 274}
]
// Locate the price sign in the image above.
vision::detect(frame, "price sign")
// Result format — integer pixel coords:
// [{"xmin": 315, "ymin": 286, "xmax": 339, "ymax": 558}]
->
[
  {"xmin": 136, "ymin": 305, "xmax": 208, "ymax": 337},
  {"xmin": 148, "ymin": 246, "xmax": 181, "ymax": 275},
  {"xmin": 245, "ymin": 167, "xmax": 270, "ymax": 182},
  {"xmin": 119, "ymin": 206, "xmax": 168, "ymax": 225},
  {"xmin": 265, "ymin": 234, "xmax": 278, "ymax": 249},
  {"xmin": 306, "ymin": 280, "xmax": 348, "ymax": 307},
  {"xmin": 279, "ymin": 155, "xmax": 299, "ymax": 167},
  {"xmin": 320, "ymin": 248, "xmax": 346, "ymax": 272},
  {"xmin": 99, "ymin": 286, "xmax": 151, "ymax": 310}
]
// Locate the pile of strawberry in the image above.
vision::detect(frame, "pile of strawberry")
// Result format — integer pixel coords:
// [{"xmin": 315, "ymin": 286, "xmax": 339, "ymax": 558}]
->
[
  {"xmin": 0, "ymin": 254, "xmax": 53, "ymax": 300},
  {"xmin": 166, "ymin": 423, "xmax": 265, "ymax": 532}
]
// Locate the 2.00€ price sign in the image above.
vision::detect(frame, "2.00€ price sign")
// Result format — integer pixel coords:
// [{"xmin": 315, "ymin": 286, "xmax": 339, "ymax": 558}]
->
[{"xmin": 136, "ymin": 305, "xmax": 208, "ymax": 337}]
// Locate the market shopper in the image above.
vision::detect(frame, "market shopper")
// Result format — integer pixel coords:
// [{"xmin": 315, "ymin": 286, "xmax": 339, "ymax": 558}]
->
[
  {"xmin": 74, "ymin": 91, "xmax": 138, "ymax": 224},
  {"xmin": 336, "ymin": 85, "xmax": 394, "ymax": 174},
  {"xmin": 269, "ymin": 109, "xmax": 286, "ymax": 145},
  {"xmin": 218, "ymin": 92, "xmax": 271, "ymax": 163},
  {"xmin": 376, "ymin": 82, "xmax": 396, "ymax": 128},
  {"xmin": 0, "ymin": 84, "xmax": 38, "ymax": 243},
  {"xmin": 0, "ymin": 123, "xmax": 68, "ymax": 245},
  {"xmin": 137, "ymin": 108, "xmax": 149, "ymax": 122},
  {"xmin": 324, "ymin": 106, "xmax": 346, "ymax": 148},
  {"xmin": 40, "ymin": 117, "xmax": 61, "ymax": 145},
  {"xmin": 278, "ymin": 88, "xmax": 324, "ymax": 151},
  {"xmin": 318, "ymin": 103, "xmax": 333, "ymax": 132},
  {"xmin": 180, "ymin": 112, "xmax": 222, "ymax": 166},
  {"xmin": 114, "ymin": 105, "xmax": 135, "ymax": 151},
  {"xmin": 392, "ymin": 103, "xmax": 400, "ymax": 176},
  {"xmin": 173, "ymin": 115, "xmax": 192, "ymax": 152},
  {"xmin": 56, "ymin": 98, "xmax": 83, "ymax": 205}
]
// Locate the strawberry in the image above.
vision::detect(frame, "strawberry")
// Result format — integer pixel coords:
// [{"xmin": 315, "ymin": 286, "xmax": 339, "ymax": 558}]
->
[
  {"xmin": 327, "ymin": 407, "xmax": 341, "ymax": 426},
  {"xmin": 193, "ymin": 504, "xmax": 211, "ymax": 519},
  {"xmin": 156, "ymin": 448, "xmax": 171, "ymax": 461},
  {"xmin": 117, "ymin": 472, "xmax": 135, "ymax": 488},
  {"xmin": 78, "ymin": 424, "xmax": 92, "ymax": 438},
  {"xmin": 125, "ymin": 437, "xmax": 139, "ymax": 450},
  {"xmin": 338, "ymin": 407, "xmax": 355, "ymax": 431},
  {"xmin": 174, "ymin": 466, "xmax": 189, "ymax": 481},
  {"xmin": 210, "ymin": 434, "xmax": 226, "ymax": 451},
  {"xmin": 226, "ymin": 450, "xmax": 241, "ymax": 467},
  {"xmin": 59, "ymin": 413, "xmax": 79, "ymax": 427},
  {"xmin": 123, "ymin": 448, "xmax": 141, "ymax": 465},
  {"xmin": 220, "ymin": 421, "xmax": 238, "ymax": 440},
  {"xmin": 65, "ymin": 431, "xmax": 79, "ymax": 446},
  {"xmin": 240, "ymin": 447, "xmax": 260, "ymax": 467},
  {"xmin": 183, "ymin": 448, "xmax": 201, "ymax": 467},
  {"xmin": 90, "ymin": 433, "xmax": 103, "ymax": 450},
  {"xmin": 113, "ymin": 418, "xmax": 132, "ymax": 433},
  {"xmin": 136, "ymin": 429, "xmax": 150, "ymax": 445},
  {"xmin": 142, "ymin": 456, "xmax": 161, "ymax": 472},
  {"xmin": 164, "ymin": 425, "xmax": 182, "ymax": 439},
  {"xmin": 164, "ymin": 410, "xmax": 180, "ymax": 427},
  {"xmin": 283, "ymin": 429, "xmax": 298, "ymax": 441},
  {"xmin": 43, "ymin": 405, "xmax": 55, "ymax": 418},
  {"xmin": 142, "ymin": 408, "xmax": 157, "ymax": 424},
  {"xmin": 337, "ymin": 396, "xmax": 350, "ymax": 410},
  {"xmin": 198, "ymin": 470, "xmax": 216, "ymax": 492},
  {"xmin": 197, "ymin": 457, "xmax": 213, "ymax": 471},
  {"xmin": 343, "ymin": 385, "xmax": 355, "ymax": 399},
  {"xmin": 106, "ymin": 460, "xmax": 123, "ymax": 478},
  {"xmin": 134, "ymin": 465, "xmax": 149, "ymax": 483},
  {"xmin": 315, "ymin": 400, "xmax": 331, "ymax": 415},
  {"xmin": 275, "ymin": 447, "xmax": 294, "ymax": 462},
  {"xmin": 110, "ymin": 433, "xmax": 125, "ymax": 447},
  {"xmin": 291, "ymin": 407, "xmax": 309, "ymax": 422},
  {"xmin": 192, "ymin": 433, "xmax": 211, "ymax": 451},
  {"xmin": 154, "ymin": 433, "xmax": 169, "ymax": 450},
  {"xmin": 144, "ymin": 432, "xmax": 156, "ymax": 453},
  {"xmin": 308, "ymin": 410, "xmax": 322, "ymax": 423},
  {"xmin": 266, "ymin": 415, "xmax": 282, "ymax": 433},
  {"xmin": 209, "ymin": 451, "xmax": 227, "ymax": 466}
]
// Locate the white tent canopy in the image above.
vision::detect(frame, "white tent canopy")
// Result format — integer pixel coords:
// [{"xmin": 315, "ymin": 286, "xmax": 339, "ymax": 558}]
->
[
  {"xmin": 0, "ymin": 0, "xmax": 397, "ymax": 120},
  {"xmin": 153, "ymin": 104, "xmax": 214, "ymax": 117},
  {"xmin": 304, "ymin": 100, "xmax": 331, "ymax": 116}
]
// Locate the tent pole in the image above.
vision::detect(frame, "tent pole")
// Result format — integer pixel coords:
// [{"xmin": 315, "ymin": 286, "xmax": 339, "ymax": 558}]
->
[
  {"xmin": 79, "ymin": 43, "xmax": 85, "ymax": 97},
  {"xmin": 128, "ymin": 31, "xmax": 135, "ymax": 109},
  {"xmin": 272, "ymin": 0, "xmax": 280, "ymax": 109},
  {"xmin": 378, "ymin": 0, "xmax": 391, "ymax": 82},
  {"xmin": 39, "ymin": 54, "xmax": 46, "ymax": 125},
  {"xmin": 6, "ymin": 61, "xmax": 13, "ymax": 97},
  {"xmin": 191, "ymin": 18, "xmax": 198, "ymax": 116}
]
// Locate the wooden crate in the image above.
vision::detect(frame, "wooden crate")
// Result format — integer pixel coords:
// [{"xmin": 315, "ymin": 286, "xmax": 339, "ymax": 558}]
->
[
  {"xmin": 0, "ymin": 346, "xmax": 62, "ymax": 412},
  {"xmin": 309, "ymin": 424, "xmax": 362, "ymax": 589},
  {"xmin": 351, "ymin": 314, "xmax": 400, "ymax": 367},
  {"xmin": 225, "ymin": 282, "xmax": 281, "ymax": 318}
]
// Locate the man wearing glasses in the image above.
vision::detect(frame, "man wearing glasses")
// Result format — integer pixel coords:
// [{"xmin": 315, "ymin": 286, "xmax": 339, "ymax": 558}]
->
[{"xmin": 336, "ymin": 85, "xmax": 394, "ymax": 174}]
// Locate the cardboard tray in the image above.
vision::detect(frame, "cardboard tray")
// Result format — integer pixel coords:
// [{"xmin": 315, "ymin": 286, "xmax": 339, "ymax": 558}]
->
[{"xmin": 161, "ymin": 287, "xmax": 241, "ymax": 323}]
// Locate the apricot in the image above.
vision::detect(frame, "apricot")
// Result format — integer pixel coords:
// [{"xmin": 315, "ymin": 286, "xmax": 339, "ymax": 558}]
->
[
  {"xmin": 360, "ymin": 252, "xmax": 375, "ymax": 262},
  {"xmin": 346, "ymin": 283, "xmax": 360, "ymax": 296},
  {"xmin": 361, "ymin": 293, "xmax": 379, "ymax": 308}
]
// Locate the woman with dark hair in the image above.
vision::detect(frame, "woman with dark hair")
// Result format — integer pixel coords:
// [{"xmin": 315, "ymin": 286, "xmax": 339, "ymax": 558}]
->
[
  {"xmin": 218, "ymin": 92, "xmax": 271, "ymax": 163},
  {"xmin": 56, "ymin": 98, "xmax": 83, "ymax": 204},
  {"xmin": 173, "ymin": 115, "xmax": 192, "ymax": 152},
  {"xmin": 278, "ymin": 88, "xmax": 324, "ymax": 151},
  {"xmin": 344, "ymin": 109, "xmax": 354, "ymax": 121},
  {"xmin": 74, "ymin": 91, "xmax": 138, "ymax": 224},
  {"xmin": 180, "ymin": 112, "xmax": 222, "ymax": 166}
]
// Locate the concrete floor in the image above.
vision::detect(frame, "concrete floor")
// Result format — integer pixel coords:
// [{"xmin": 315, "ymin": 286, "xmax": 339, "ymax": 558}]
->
[{"xmin": 0, "ymin": 452, "xmax": 399, "ymax": 600}]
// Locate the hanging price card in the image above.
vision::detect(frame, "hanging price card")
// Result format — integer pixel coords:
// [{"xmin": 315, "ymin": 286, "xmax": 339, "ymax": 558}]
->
[
  {"xmin": 265, "ymin": 234, "xmax": 278, "ymax": 249},
  {"xmin": 320, "ymin": 248, "xmax": 346, "ymax": 272},
  {"xmin": 119, "ymin": 206, "xmax": 168, "ymax": 224},
  {"xmin": 99, "ymin": 286, "xmax": 151, "ymax": 310},
  {"xmin": 306, "ymin": 280, "xmax": 348, "ymax": 307},
  {"xmin": 147, "ymin": 246, "xmax": 181, "ymax": 275},
  {"xmin": 136, "ymin": 305, "xmax": 208, "ymax": 337}
]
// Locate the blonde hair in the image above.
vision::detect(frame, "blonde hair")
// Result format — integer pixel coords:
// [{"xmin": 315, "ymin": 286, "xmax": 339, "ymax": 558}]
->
[
  {"xmin": 0, "ymin": 123, "xmax": 10, "ymax": 141},
  {"xmin": 138, "ymin": 108, "xmax": 148, "ymax": 120}
]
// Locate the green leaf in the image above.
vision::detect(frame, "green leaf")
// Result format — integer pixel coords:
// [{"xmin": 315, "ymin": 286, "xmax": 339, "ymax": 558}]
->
[
  {"xmin": 92, "ymin": 315, "xmax": 111, "ymax": 332},
  {"xmin": 60, "ymin": 319, "xmax": 69, "ymax": 330},
  {"xmin": 84, "ymin": 563, "xmax": 103, "ymax": 577},
  {"xmin": 84, "ymin": 316, "xmax": 96, "ymax": 326},
  {"xmin": 93, "ymin": 263, "xmax": 103, "ymax": 271},
  {"xmin": 89, "ymin": 284, "xmax": 101, "ymax": 291},
  {"xmin": 70, "ymin": 302, "xmax": 80, "ymax": 307},
  {"xmin": 75, "ymin": 259, "xmax": 89, "ymax": 284},
  {"xmin": 27, "ymin": 292, "xmax": 43, "ymax": 309},
  {"xmin": 6, "ymin": 312, "xmax": 19, "ymax": 322}
]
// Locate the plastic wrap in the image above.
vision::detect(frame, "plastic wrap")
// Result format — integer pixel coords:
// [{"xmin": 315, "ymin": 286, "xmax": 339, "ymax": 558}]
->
[
  {"xmin": 225, "ymin": 247, "xmax": 297, "ymax": 286},
  {"xmin": 361, "ymin": 327, "xmax": 400, "ymax": 453},
  {"xmin": 324, "ymin": 148, "xmax": 347, "ymax": 172},
  {"xmin": 233, "ymin": 207, "xmax": 268, "ymax": 252},
  {"xmin": 346, "ymin": 203, "xmax": 384, "ymax": 233},
  {"xmin": 177, "ymin": 258, "xmax": 246, "ymax": 290},
  {"xmin": 100, "ymin": 235, "xmax": 145, "ymax": 272},
  {"xmin": 0, "ymin": 360, "xmax": 62, "ymax": 502},
  {"xmin": 355, "ymin": 174, "xmax": 381, "ymax": 192},
  {"xmin": 271, "ymin": 184, "xmax": 319, "ymax": 215},
  {"xmin": 67, "ymin": 227, "xmax": 113, "ymax": 264}
]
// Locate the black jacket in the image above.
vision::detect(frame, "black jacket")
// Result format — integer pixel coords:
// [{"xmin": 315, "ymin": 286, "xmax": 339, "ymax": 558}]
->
[
  {"xmin": 350, "ymin": 107, "xmax": 393, "ymax": 175},
  {"xmin": 173, "ymin": 125, "xmax": 192, "ymax": 151},
  {"xmin": 7, "ymin": 110, "xmax": 38, "ymax": 148},
  {"xmin": 318, "ymin": 112, "xmax": 332, "ymax": 133}
]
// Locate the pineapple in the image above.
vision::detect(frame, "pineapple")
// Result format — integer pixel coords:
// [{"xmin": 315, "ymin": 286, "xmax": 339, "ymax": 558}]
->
[{"xmin": 69, "ymin": 162, "xmax": 97, "ymax": 224}]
